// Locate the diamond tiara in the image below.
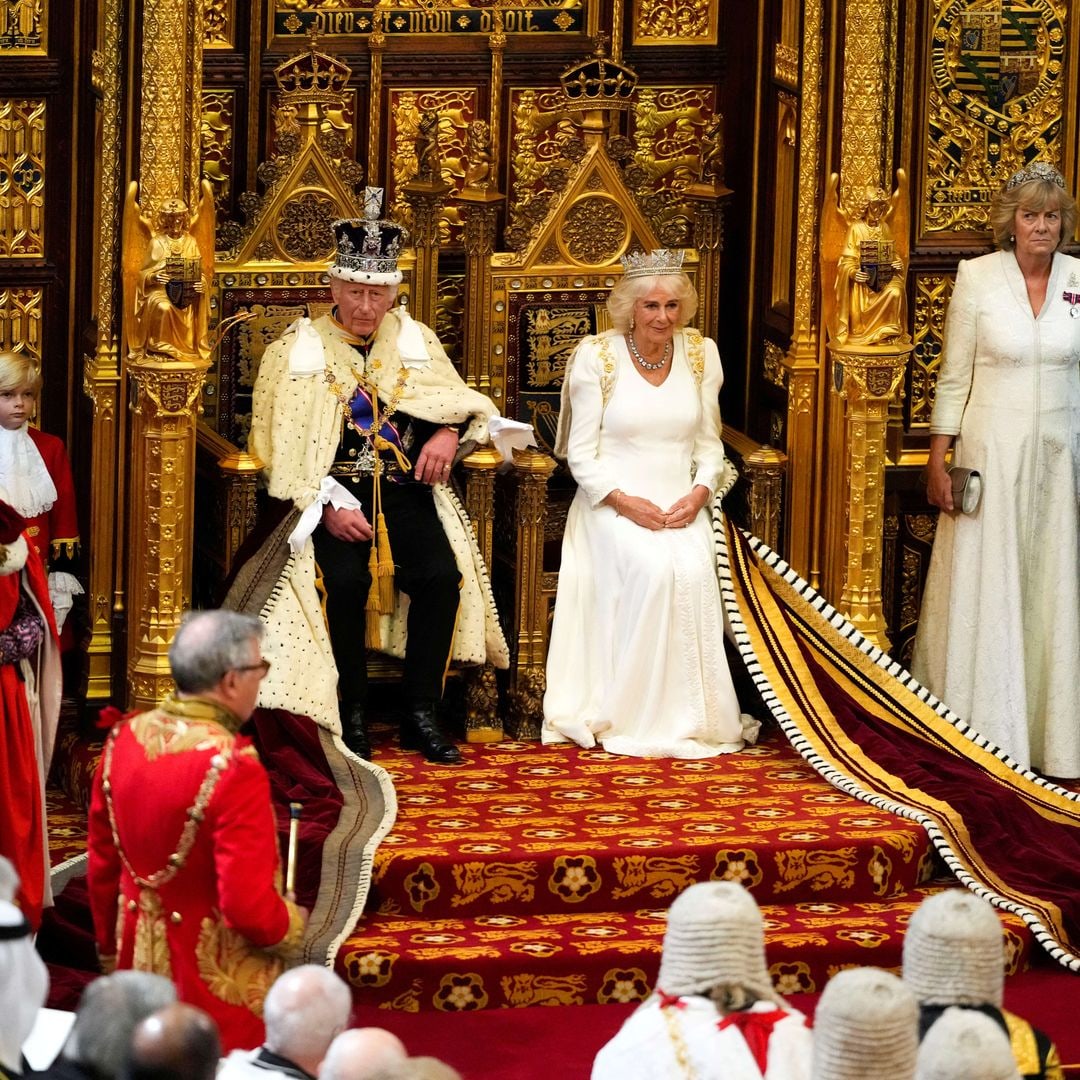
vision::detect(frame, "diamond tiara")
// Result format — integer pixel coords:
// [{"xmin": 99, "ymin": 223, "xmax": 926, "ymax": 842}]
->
[
  {"xmin": 619, "ymin": 248, "xmax": 686, "ymax": 279},
  {"xmin": 1004, "ymin": 161, "xmax": 1065, "ymax": 192}
]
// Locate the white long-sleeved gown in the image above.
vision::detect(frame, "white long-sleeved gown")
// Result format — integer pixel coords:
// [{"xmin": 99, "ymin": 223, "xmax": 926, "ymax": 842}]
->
[
  {"xmin": 912, "ymin": 250, "xmax": 1080, "ymax": 776},
  {"xmin": 542, "ymin": 329, "xmax": 756, "ymax": 759}
]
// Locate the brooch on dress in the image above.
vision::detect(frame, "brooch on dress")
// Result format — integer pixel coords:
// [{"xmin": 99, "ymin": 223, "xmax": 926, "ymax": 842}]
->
[{"xmin": 1064, "ymin": 273, "xmax": 1080, "ymax": 318}]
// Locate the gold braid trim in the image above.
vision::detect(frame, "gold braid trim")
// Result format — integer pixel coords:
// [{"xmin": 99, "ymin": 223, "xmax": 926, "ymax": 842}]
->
[
  {"xmin": 1002, "ymin": 1010, "xmax": 1043, "ymax": 1077},
  {"xmin": 102, "ymin": 712, "xmax": 234, "ymax": 968},
  {"xmin": 684, "ymin": 328, "xmax": 706, "ymax": 387},
  {"xmin": 661, "ymin": 1003, "xmax": 699, "ymax": 1080}
]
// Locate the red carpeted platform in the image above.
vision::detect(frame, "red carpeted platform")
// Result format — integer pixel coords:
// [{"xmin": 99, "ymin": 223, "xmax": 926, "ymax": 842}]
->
[{"xmin": 331, "ymin": 724, "xmax": 1035, "ymax": 1012}]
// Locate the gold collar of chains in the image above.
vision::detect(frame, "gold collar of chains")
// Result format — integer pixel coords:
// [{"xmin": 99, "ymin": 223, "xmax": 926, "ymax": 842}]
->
[
  {"xmin": 325, "ymin": 364, "xmax": 411, "ymax": 443},
  {"xmin": 101, "ymin": 716, "xmax": 232, "ymax": 892}
]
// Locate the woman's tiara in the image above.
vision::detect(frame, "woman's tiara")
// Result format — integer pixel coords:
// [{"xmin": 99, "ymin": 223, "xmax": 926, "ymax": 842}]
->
[
  {"xmin": 1004, "ymin": 161, "xmax": 1065, "ymax": 191},
  {"xmin": 619, "ymin": 248, "xmax": 686, "ymax": 278}
]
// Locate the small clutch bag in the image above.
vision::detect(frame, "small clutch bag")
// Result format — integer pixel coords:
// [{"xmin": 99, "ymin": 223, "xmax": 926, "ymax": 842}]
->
[{"xmin": 948, "ymin": 465, "xmax": 982, "ymax": 515}]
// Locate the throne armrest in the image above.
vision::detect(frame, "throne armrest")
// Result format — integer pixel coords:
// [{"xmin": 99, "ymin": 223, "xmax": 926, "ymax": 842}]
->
[{"xmin": 194, "ymin": 421, "xmax": 262, "ymax": 605}]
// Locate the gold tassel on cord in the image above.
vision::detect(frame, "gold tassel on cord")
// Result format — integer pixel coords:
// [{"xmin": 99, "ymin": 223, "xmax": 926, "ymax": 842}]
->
[
  {"xmin": 364, "ymin": 541, "xmax": 383, "ymax": 649},
  {"xmin": 374, "ymin": 511, "xmax": 395, "ymax": 611},
  {"xmin": 360, "ymin": 390, "xmax": 414, "ymax": 647}
]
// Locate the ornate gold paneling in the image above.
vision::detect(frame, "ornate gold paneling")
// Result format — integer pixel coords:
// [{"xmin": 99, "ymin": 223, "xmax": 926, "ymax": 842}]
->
[
  {"xmin": 140, "ymin": 0, "xmax": 205, "ymax": 214},
  {"xmin": 763, "ymin": 339, "xmax": 786, "ymax": 389},
  {"xmin": 201, "ymin": 89, "xmax": 235, "ymax": 215},
  {"xmin": 770, "ymin": 93, "xmax": 797, "ymax": 310},
  {"xmin": 388, "ymin": 87, "xmax": 479, "ymax": 248},
  {"xmin": 630, "ymin": 86, "xmax": 717, "ymax": 207},
  {"xmin": 631, "ymin": 0, "xmax": 717, "ymax": 46},
  {"xmin": 0, "ymin": 0, "xmax": 46, "ymax": 53},
  {"xmin": 506, "ymin": 86, "xmax": 573, "ymax": 242},
  {"xmin": 204, "ymin": 0, "xmax": 233, "ymax": 49},
  {"xmin": 910, "ymin": 273, "xmax": 953, "ymax": 428},
  {"xmin": 0, "ymin": 285, "xmax": 42, "ymax": 361},
  {"xmin": 922, "ymin": 0, "xmax": 1068, "ymax": 236},
  {"xmin": 0, "ymin": 98, "xmax": 45, "ymax": 257},
  {"xmin": 839, "ymin": 0, "xmax": 890, "ymax": 212},
  {"xmin": 774, "ymin": 43, "xmax": 798, "ymax": 89}
]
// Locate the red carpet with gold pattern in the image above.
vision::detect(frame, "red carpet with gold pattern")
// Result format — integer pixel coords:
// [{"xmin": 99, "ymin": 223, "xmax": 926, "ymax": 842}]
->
[{"xmin": 332, "ymin": 722, "xmax": 1034, "ymax": 1012}]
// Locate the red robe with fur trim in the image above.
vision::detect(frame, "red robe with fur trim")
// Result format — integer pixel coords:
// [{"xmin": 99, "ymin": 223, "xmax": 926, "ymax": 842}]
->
[{"xmin": 0, "ymin": 538, "xmax": 60, "ymax": 927}]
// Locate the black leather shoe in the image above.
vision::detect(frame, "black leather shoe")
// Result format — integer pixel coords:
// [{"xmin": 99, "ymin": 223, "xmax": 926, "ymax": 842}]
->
[
  {"xmin": 340, "ymin": 701, "xmax": 371, "ymax": 759},
  {"xmin": 401, "ymin": 703, "xmax": 462, "ymax": 764}
]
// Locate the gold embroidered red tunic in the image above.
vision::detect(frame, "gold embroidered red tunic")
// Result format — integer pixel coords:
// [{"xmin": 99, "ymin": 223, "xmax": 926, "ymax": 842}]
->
[{"xmin": 87, "ymin": 695, "xmax": 305, "ymax": 1051}]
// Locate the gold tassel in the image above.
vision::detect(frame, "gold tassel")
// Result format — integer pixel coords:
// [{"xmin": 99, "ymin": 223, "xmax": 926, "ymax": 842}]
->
[
  {"xmin": 365, "ymin": 542, "xmax": 383, "ymax": 649},
  {"xmin": 374, "ymin": 511, "xmax": 395, "ymax": 610}
]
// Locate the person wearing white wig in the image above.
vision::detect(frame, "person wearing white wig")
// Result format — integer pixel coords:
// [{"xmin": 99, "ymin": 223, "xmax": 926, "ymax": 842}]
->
[
  {"xmin": 811, "ymin": 967, "xmax": 918, "ymax": 1080},
  {"xmin": 592, "ymin": 881, "xmax": 812, "ymax": 1079},
  {"xmin": 0, "ymin": 856, "xmax": 49, "ymax": 1079},
  {"xmin": 902, "ymin": 889, "xmax": 1062, "ymax": 1079},
  {"xmin": 915, "ymin": 1008, "xmax": 1022, "ymax": 1080}
]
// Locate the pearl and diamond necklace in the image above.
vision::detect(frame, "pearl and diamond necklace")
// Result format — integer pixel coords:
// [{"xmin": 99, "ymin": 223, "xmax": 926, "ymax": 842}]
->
[{"xmin": 626, "ymin": 333, "xmax": 672, "ymax": 371}]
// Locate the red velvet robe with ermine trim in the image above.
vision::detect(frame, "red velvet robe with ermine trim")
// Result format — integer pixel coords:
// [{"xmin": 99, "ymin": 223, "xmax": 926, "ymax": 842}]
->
[
  {"xmin": 87, "ymin": 697, "xmax": 306, "ymax": 1052},
  {"xmin": 0, "ymin": 535, "xmax": 60, "ymax": 928}
]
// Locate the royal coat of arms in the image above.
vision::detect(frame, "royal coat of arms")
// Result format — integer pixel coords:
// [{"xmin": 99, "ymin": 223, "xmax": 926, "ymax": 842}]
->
[{"xmin": 924, "ymin": 0, "xmax": 1066, "ymax": 235}]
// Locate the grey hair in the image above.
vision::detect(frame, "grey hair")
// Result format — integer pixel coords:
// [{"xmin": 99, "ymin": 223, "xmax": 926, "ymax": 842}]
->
[
  {"xmin": 264, "ymin": 965, "xmax": 353, "ymax": 1063},
  {"xmin": 990, "ymin": 178, "xmax": 1078, "ymax": 251},
  {"xmin": 606, "ymin": 271, "xmax": 698, "ymax": 334},
  {"xmin": 168, "ymin": 609, "xmax": 264, "ymax": 693},
  {"xmin": 66, "ymin": 971, "xmax": 177, "ymax": 1075}
]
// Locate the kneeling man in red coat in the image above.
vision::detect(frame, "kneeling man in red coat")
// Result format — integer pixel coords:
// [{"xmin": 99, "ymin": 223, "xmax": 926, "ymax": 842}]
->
[{"xmin": 88, "ymin": 610, "xmax": 307, "ymax": 1051}]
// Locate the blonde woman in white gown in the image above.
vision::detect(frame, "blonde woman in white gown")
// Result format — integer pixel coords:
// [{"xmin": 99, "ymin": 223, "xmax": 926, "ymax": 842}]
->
[
  {"xmin": 912, "ymin": 163, "xmax": 1080, "ymax": 777},
  {"xmin": 542, "ymin": 250, "xmax": 758, "ymax": 759}
]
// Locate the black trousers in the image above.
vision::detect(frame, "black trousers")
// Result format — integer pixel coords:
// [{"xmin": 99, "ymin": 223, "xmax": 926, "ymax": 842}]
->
[{"xmin": 311, "ymin": 479, "xmax": 461, "ymax": 707}]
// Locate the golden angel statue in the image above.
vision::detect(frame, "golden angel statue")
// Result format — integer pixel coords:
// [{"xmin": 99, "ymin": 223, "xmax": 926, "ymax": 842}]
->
[
  {"xmin": 821, "ymin": 170, "xmax": 909, "ymax": 348},
  {"xmin": 122, "ymin": 181, "xmax": 215, "ymax": 362}
]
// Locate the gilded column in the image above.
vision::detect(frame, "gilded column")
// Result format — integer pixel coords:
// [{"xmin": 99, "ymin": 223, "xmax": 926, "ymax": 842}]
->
[
  {"xmin": 685, "ymin": 184, "xmax": 731, "ymax": 342},
  {"xmin": 461, "ymin": 446, "xmax": 503, "ymax": 742},
  {"xmin": 366, "ymin": 5, "xmax": 386, "ymax": 179},
  {"xmin": 83, "ymin": 0, "xmax": 126, "ymax": 699},
  {"xmin": 459, "ymin": 185, "xmax": 504, "ymax": 394},
  {"xmin": 400, "ymin": 176, "xmax": 452, "ymax": 330},
  {"xmin": 126, "ymin": 364, "xmax": 210, "ymax": 706},
  {"xmin": 505, "ymin": 448, "xmax": 557, "ymax": 741},
  {"xmin": 829, "ymin": 346, "xmax": 911, "ymax": 649},
  {"xmin": 124, "ymin": 0, "xmax": 209, "ymax": 708},
  {"xmin": 781, "ymin": 0, "xmax": 824, "ymax": 581}
]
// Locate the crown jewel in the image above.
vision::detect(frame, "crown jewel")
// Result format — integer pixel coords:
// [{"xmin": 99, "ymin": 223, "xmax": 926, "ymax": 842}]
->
[
  {"xmin": 1005, "ymin": 161, "xmax": 1065, "ymax": 192},
  {"xmin": 619, "ymin": 248, "xmax": 686, "ymax": 279},
  {"xmin": 330, "ymin": 187, "xmax": 405, "ymax": 285}
]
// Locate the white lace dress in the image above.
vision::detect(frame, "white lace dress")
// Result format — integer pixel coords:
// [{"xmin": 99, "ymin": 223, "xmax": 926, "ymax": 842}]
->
[
  {"xmin": 542, "ymin": 330, "xmax": 756, "ymax": 759},
  {"xmin": 912, "ymin": 250, "xmax": 1080, "ymax": 776}
]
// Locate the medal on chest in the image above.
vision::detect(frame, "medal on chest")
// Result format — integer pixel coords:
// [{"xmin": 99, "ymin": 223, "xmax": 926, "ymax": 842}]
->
[{"xmin": 1063, "ymin": 273, "xmax": 1080, "ymax": 318}]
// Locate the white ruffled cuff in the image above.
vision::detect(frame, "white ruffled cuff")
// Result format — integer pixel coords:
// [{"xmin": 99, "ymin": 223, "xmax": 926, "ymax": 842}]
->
[
  {"xmin": 488, "ymin": 416, "xmax": 537, "ymax": 464},
  {"xmin": 287, "ymin": 477, "xmax": 364, "ymax": 553},
  {"xmin": 48, "ymin": 570, "xmax": 83, "ymax": 633}
]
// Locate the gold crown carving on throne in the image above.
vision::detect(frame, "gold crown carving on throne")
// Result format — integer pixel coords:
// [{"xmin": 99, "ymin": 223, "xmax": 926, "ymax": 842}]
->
[
  {"xmin": 273, "ymin": 31, "xmax": 352, "ymax": 107},
  {"xmin": 559, "ymin": 34, "xmax": 638, "ymax": 112}
]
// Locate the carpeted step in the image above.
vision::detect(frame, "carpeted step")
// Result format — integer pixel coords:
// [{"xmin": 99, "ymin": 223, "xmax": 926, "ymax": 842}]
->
[
  {"xmin": 49, "ymin": 716, "xmax": 104, "ymax": 811},
  {"xmin": 368, "ymin": 731, "xmax": 938, "ymax": 920},
  {"xmin": 336, "ymin": 885, "xmax": 1036, "ymax": 1012},
  {"xmin": 46, "ymin": 785, "xmax": 89, "ymax": 870}
]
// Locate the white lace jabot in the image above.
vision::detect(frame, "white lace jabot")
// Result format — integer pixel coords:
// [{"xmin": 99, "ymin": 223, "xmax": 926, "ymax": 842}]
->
[{"xmin": 0, "ymin": 424, "xmax": 57, "ymax": 518}]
